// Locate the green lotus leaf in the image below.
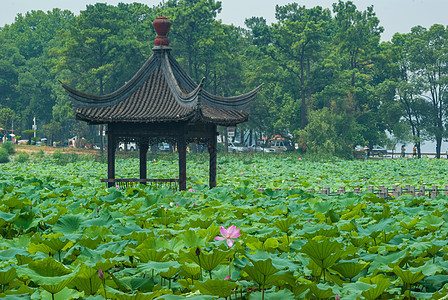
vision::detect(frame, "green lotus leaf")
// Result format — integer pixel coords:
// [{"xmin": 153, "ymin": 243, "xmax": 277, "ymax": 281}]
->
[
  {"xmin": 52, "ymin": 214, "xmax": 86, "ymax": 234},
  {"xmin": 83, "ymin": 212, "xmax": 120, "ymax": 228},
  {"xmin": 301, "ymin": 238, "xmax": 344, "ymax": 270},
  {"xmin": 17, "ymin": 257, "xmax": 79, "ymax": 294},
  {"xmin": 249, "ymin": 288, "xmax": 298, "ymax": 300},
  {"xmin": 313, "ymin": 200, "xmax": 334, "ymax": 214},
  {"xmin": 136, "ymin": 237, "xmax": 184, "ymax": 253},
  {"xmin": 411, "ymin": 261, "xmax": 443, "ymax": 277},
  {"xmin": 137, "ymin": 261, "xmax": 181, "ymax": 277},
  {"xmin": 13, "ymin": 212, "xmax": 35, "ymax": 232},
  {"xmin": 0, "ymin": 265, "xmax": 17, "ymax": 285},
  {"xmin": 0, "ymin": 248, "xmax": 28, "ymax": 261},
  {"xmin": 72, "ymin": 269, "xmax": 102, "ymax": 297},
  {"xmin": 83, "ymin": 225, "xmax": 113, "ymax": 239},
  {"xmin": 350, "ymin": 236, "xmax": 371, "ymax": 247},
  {"xmin": 28, "ymin": 243, "xmax": 57, "ymax": 256},
  {"xmin": 194, "ymin": 278, "xmax": 237, "ymax": 298},
  {"xmin": 179, "ymin": 262, "xmax": 201, "ymax": 279},
  {"xmin": 78, "ymin": 237, "xmax": 102, "ymax": 249},
  {"xmin": 0, "ymin": 211, "xmax": 18, "ymax": 227},
  {"xmin": 340, "ymin": 281, "xmax": 372, "ymax": 295},
  {"xmin": 426, "ymin": 239, "xmax": 446, "ymax": 256},
  {"xmin": 2, "ymin": 284, "xmax": 36, "ymax": 297},
  {"xmin": 178, "ymin": 230, "xmax": 207, "ymax": 248},
  {"xmin": 243, "ymin": 258, "xmax": 281, "ymax": 287},
  {"xmin": 399, "ymin": 216, "xmax": 420, "ymax": 231},
  {"xmin": 133, "ymin": 249, "xmax": 169, "ymax": 263},
  {"xmin": 331, "ymin": 261, "xmax": 369, "ymax": 281},
  {"xmin": 415, "ymin": 215, "xmax": 444, "ymax": 231},
  {"xmin": 189, "ymin": 218, "xmax": 214, "ymax": 229},
  {"xmin": 150, "ymin": 294, "xmax": 213, "ymax": 300},
  {"xmin": 116, "ymin": 277, "xmax": 154, "ymax": 292},
  {"xmin": 181, "ymin": 248, "xmax": 229, "ymax": 272},
  {"xmin": 246, "ymin": 251, "xmax": 297, "ymax": 272},
  {"xmin": 273, "ymin": 216, "xmax": 297, "ymax": 233},
  {"xmin": 39, "ymin": 287, "xmax": 84, "ymax": 300},
  {"xmin": 358, "ymin": 218, "xmax": 394, "ymax": 238},
  {"xmin": 360, "ymin": 274, "xmax": 392, "ymax": 300},
  {"xmin": 394, "ymin": 265, "xmax": 425, "ymax": 285},
  {"xmin": 15, "ymin": 254, "xmax": 33, "ymax": 265},
  {"xmin": 308, "ymin": 282, "xmax": 335, "ymax": 298},
  {"xmin": 368, "ymin": 250, "xmax": 408, "ymax": 273},
  {"xmin": 100, "ymin": 190, "xmax": 122, "ymax": 203},
  {"xmin": 2, "ymin": 195, "xmax": 27, "ymax": 209}
]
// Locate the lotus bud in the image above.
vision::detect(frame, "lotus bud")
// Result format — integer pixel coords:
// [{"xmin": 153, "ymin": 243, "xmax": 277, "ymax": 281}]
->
[
  {"xmin": 195, "ymin": 247, "xmax": 201, "ymax": 256},
  {"xmin": 97, "ymin": 207, "xmax": 99, "ymax": 213},
  {"xmin": 170, "ymin": 202, "xmax": 174, "ymax": 207},
  {"xmin": 335, "ymin": 295, "xmax": 340, "ymax": 300},
  {"xmin": 98, "ymin": 269, "xmax": 104, "ymax": 280}
]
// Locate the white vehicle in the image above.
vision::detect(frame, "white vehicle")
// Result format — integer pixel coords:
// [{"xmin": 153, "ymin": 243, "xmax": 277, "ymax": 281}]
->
[
  {"xmin": 269, "ymin": 140, "xmax": 288, "ymax": 153},
  {"xmin": 228, "ymin": 142, "xmax": 248, "ymax": 153},
  {"xmin": 263, "ymin": 147, "xmax": 276, "ymax": 153},
  {"xmin": 159, "ymin": 143, "xmax": 170, "ymax": 151},
  {"xmin": 119, "ymin": 142, "xmax": 136, "ymax": 151}
]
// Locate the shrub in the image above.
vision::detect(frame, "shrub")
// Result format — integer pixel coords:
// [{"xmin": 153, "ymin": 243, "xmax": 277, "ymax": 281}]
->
[
  {"xmin": 33, "ymin": 149, "xmax": 45, "ymax": 160},
  {"xmin": 0, "ymin": 148, "xmax": 9, "ymax": 163},
  {"xmin": 1, "ymin": 141, "xmax": 15, "ymax": 154},
  {"xmin": 15, "ymin": 151, "xmax": 29, "ymax": 163}
]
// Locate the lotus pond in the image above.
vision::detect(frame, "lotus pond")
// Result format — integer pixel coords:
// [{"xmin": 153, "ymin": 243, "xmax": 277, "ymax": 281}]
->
[{"xmin": 1, "ymin": 154, "xmax": 448, "ymax": 299}]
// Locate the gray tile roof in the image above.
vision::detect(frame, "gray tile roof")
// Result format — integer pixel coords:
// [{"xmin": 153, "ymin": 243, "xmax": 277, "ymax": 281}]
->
[{"xmin": 61, "ymin": 47, "xmax": 261, "ymax": 126}]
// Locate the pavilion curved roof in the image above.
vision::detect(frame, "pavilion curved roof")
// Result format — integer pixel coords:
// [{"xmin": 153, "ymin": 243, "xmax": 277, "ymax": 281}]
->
[{"xmin": 61, "ymin": 46, "xmax": 261, "ymax": 126}]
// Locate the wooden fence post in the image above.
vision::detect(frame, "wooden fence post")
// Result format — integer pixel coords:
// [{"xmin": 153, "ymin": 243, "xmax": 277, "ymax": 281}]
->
[
  {"xmin": 368, "ymin": 185, "xmax": 375, "ymax": 193},
  {"xmin": 354, "ymin": 187, "xmax": 361, "ymax": 194},
  {"xmin": 418, "ymin": 186, "xmax": 425, "ymax": 197},
  {"xmin": 409, "ymin": 186, "xmax": 415, "ymax": 197},
  {"xmin": 405, "ymin": 184, "xmax": 410, "ymax": 192},
  {"xmin": 431, "ymin": 185, "xmax": 438, "ymax": 199},
  {"xmin": 393, "ymin": 186, "xmax": 402, "ymax": 198}
]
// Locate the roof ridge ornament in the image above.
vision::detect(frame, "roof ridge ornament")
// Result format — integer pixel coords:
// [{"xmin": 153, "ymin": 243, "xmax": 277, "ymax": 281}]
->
[{"xmin": 153, "ymin": 17, "xmax": 171, "ymax": 46}]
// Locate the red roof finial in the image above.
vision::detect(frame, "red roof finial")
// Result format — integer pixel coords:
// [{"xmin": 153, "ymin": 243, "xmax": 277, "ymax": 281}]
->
[{"xmin": 153, "ymin": 17, "xmax": 171, "ymax": 46}]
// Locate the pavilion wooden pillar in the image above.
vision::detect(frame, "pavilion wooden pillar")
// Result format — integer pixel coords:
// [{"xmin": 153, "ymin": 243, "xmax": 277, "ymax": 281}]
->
[
  {"xmin": 208, "ymin": 125, "xmax": 217, "ymax": 188},
  {"xmin": 107, "ymin": 132, "xmax": 116, "ymax": 188},
  {"xmin": 139, "ymin": 140, "xmax": 149, "ymax": 182},
  {"xmin": 178, "ymin": 135, "xmax": 187, "ymax": 191}
]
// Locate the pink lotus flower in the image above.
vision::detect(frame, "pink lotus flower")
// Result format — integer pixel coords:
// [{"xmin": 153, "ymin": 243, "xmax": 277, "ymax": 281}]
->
[
  {"xmin": 298, "ymin": 158, "xmax": 302, "ymax": 161},
  {"xmin": 240, "ymin": 172, "xmax": 244, "ymax": 175},
  {"xmin": 116, "ymin": 185, "xmax": 119, "ymax": 188},
  {"xmin": 153, "ymin": 158, "xmax": 156, "ymax": 162},
  {"xmin": 335, "ymin": 294, "xmax": 340, "ymax": 300},
  {"xmin": 225, "ymin": 276, "xmax": 230, "ymax": 280},
  {"xmin": 188, "ymin": 188, "xmax": 195, "ymax": 192},
  {"xmin": 214, "ymin": 225, "xmax": 241, "ymax": 247}
]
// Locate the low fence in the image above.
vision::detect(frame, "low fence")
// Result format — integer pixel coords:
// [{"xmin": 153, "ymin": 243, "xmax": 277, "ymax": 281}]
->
[{"xmin": 258, "ymin": 185, "xmax": 448, "ymax": 199}]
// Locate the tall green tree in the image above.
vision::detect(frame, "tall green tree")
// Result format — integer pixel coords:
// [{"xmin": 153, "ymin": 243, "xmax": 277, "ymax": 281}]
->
[
  {"xmin": 407, "ymin": 25, "xmax": 448, "ymax": 158},
  {"xmin": 53, "ymin": 3, "xmax": 155, "ymax": 95},
  {"xmin": 246, "ymin": 4, "xmax": 332, "ymax": 132}
]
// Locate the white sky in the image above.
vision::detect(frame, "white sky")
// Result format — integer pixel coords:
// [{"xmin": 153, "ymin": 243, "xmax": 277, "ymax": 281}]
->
[{"xmin": 1, "ymin": 0, "xmax": 448, "ymax": 41}]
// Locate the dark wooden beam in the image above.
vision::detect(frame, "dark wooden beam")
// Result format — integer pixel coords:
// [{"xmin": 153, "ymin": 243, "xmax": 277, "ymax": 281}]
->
[
  {"xmin": 139, "ymin": 140, "xmax": 149, "ymax": 181},
  {"xmin": 208, "ymin": 125, "xmax": 217, "ymax": 189},
  {"xmin": 178, "ymin": 135, "xmax": 187, "ymax": 191},
  {"xmin": 107, "ymin": 131, "xmax": 116, "ymax": 188}
]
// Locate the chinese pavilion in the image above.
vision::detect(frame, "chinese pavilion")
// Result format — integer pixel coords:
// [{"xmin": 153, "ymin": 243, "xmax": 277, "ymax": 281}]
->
[{"xmin": 61, "ymin": 17, "xmax": 261, "ymax": 190}]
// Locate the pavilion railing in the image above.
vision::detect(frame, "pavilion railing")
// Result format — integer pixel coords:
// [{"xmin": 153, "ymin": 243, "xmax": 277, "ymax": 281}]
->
[{"xmin": 101, "ymin": 178, "xmax": 179, "ymax": 189}]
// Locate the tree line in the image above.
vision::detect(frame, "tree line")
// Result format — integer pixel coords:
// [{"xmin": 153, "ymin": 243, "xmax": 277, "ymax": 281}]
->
[{"xmin": 0, "ymin": 0, "xmax": 447, "ymax": 158}]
